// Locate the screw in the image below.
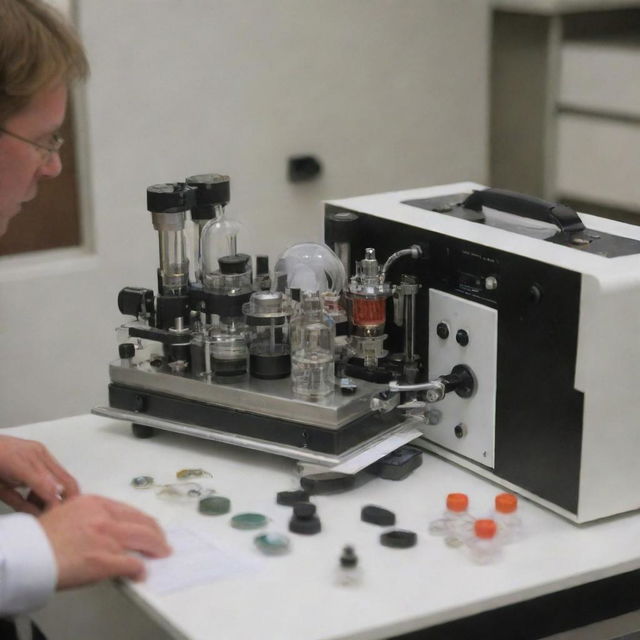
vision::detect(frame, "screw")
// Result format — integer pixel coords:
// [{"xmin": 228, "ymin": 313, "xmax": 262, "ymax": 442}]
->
[
  {"xmin": 426, "ymin": 389, "xmax": 441, "ymax": 403},
  {"xmin": 454, "ymin": 423, "xmax": 467, "ymax": 439}
]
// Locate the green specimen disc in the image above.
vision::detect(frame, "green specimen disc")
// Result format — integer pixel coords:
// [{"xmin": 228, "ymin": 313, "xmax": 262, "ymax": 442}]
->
[
  {"xmin": 254, "ymin": 533, "xmax": 291, "ymax": 555},
  {"xmin": 198, "ymin": 496, "xmax": 231, "ymax": 515},
  {"xmin": 230, "ymin": 513, "xmax": 268, "ymax": 530}
]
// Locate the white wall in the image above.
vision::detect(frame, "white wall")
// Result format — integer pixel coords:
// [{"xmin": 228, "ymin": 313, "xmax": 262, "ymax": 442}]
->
[{"xmin": 0, "ymin": 0, "xmax": 489, "ymax": 428}]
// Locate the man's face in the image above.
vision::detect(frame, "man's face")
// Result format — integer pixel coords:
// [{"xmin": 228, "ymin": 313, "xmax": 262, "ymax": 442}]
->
[{"xmin": 0, "ymin": 82, "xmax": 67, "ymax": 237}]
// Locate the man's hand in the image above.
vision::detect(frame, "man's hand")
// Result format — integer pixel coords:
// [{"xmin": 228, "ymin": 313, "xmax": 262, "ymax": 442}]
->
[
  {"xmin": 39, "ymin": 494, "xmax": 171, "ymax": 589},
  {"xmin": 0, "ymin": 435, "xmax": 80, "ymax": 514}
]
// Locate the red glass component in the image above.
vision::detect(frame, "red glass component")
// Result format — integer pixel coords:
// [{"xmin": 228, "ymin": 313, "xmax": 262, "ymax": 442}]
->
[{"xmin": 352, "ymin": 297, "xmax": 386, "ymax": 326}]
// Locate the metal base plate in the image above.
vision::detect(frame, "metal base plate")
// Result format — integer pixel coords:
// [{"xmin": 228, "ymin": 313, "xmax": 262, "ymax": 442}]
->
[{"xmin": 92, "ymin": 405, "xmax": 414, "ymax": 466}]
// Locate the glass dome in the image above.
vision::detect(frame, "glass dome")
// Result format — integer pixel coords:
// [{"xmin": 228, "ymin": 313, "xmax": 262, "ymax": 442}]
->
[
  {"xmin": 200, "ymin": 217, "xmax": 242, "ymax": 281},
  {"xmin": 274, "ymin": 243, "xmax": 346, "ymax": 295}
]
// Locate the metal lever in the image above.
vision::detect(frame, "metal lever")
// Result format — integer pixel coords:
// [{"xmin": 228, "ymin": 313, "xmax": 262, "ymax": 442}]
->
[{"xmin": 385, "ymin": 365, "xmax": 476, "ymax": 404}]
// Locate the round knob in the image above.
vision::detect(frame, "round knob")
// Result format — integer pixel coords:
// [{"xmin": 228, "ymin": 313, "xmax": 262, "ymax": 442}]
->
[
  {"xmin": 436, "ymin": 322, "xmax": 450, "ymax": 339},
  {"xmin": 146, "ymin": 183, "xmax": 195, "ymax": 213},
  {"xmin": 119, "ymin": 343, "xmax": 135, "ymax": 359}
]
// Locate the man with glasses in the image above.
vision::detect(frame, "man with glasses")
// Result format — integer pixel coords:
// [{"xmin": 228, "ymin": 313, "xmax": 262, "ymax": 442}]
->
[{"xmin": 0, "ymin": 0, "xmax": 171, "ymax": 631}]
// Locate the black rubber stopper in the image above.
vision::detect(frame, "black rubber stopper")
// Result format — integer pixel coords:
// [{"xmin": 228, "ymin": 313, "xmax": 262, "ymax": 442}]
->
[
  {"xmin": 300, "ymin": 472, "xmax": 355, "ymax": 495},
  {"xmin": 277, "ymin": 490, "xmax": 310, "ymax": 506},
  {"xmin": 340, "ymin": 546, "xmax": 358, "ymax": 568},
  {"xmin": 361, "ymin": 505, "xmax": 396, "ymax": 527},
  {"xmin": 118, "ymin": 343, "xmax": 135, "ymax": 359},
  {"xmin": 380, "ymin": 529, "xmax": 417, "ymax": 549},
  {"xmin": 292, "ymin": 502, "xmax": 316, "ymax": 518},
  {"xmin": 289, "ymin": 502, "xmax": 321, "ymax": 535},
  {"xmin": 218, "ymin": 253, "xmax": 251, "ymax": 275}
]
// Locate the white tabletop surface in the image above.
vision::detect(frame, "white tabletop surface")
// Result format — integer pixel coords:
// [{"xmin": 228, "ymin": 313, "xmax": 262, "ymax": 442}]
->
[{"xmin": 7, "ymin": 414, "xmax": 640, "ymax": 640}]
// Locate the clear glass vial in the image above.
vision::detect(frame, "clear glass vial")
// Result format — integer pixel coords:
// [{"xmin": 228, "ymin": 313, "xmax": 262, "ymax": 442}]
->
[
  {"xmin": 467, "ymin": 519, "xmax": 502, "ymax": 564},
  {"xmin": 493, "ymin": 493, "xmax": 523, "ymax": 544},
  {"xmin": 335, "ymin": 545, "xmax": 362, "ymax": 586},
  {"xmin": 290, "ymin": 291, "xmax": 335, "ymax": 400},
  {"xmin": 428, "ymin": 492, "xmax": 475, "ymax": 548}
]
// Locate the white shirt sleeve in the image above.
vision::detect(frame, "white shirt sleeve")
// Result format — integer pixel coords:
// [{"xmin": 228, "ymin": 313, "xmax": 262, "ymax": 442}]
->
[{"xmin": 0, "ymin": 513, "xmax": 57, "ymax": 616}]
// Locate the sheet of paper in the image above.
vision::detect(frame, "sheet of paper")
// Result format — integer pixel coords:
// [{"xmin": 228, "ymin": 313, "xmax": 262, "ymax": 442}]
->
[
  {"xmin": 330, "ymin": 425, "xmax": 423, "ymax": 475},
  {"xmin": 143, "ymin": 527, "xmax": 261, "ymax": 595}
]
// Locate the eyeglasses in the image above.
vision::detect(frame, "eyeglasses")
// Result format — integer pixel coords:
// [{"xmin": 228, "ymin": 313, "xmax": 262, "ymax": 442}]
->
[{"xmin": 0, "ymin": 127, "xmax": 64, "ymax": 162}]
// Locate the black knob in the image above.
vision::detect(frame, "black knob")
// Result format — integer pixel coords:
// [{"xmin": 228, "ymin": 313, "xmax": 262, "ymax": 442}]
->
[
  {"xmin": 440, "ymin": 364, "xmax": 475, "ymax": 398},
  {"xmin": 436, "ymin": 322, "xmax": 450, "ymax": 339},
  {"xmin": 118, "ymin": 287, "xmax": 155, "ymax": 318},
  {"xmin": 119, "ymin": 343, "xmax": 135, "ymax": 359},
  {"xmin": 186, "ymin": 173, "xmax": 230, "ymax": 220},
  {"xmin": 456, "ymin": 329, "xmax": 469, "ymax": 346},
  {"xmin": 146, "ymin": 183, "xmax": 195, "ymax": 213}
]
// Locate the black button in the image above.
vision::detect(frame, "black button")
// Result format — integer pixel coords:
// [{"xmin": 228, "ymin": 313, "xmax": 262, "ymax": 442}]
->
[
  {"xmin": 436, "ymin": 322, "xmax": 450, "ymax": 339},
  {"xmin": 456, "ymin": 329, "xmax": 469, "ymax": 347}
]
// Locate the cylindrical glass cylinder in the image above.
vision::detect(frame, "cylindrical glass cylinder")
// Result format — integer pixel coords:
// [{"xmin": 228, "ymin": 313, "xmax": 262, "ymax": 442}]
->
[
  {"xmin": 158, "ymin": 229, "xmax": 188, "ymax": 294},
  {"xmin": 244, "ymin": 291, "xmax": 291, "ymax": 379},
  {"xmin": 210, "ymin": 331, "xmax": 248, "ymax": 382}
]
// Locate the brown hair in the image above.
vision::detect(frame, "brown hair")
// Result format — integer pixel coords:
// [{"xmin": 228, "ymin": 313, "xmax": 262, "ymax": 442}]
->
[{"xmin": 0, "ymin": 0, "xmax": 89, "ymax": 125}]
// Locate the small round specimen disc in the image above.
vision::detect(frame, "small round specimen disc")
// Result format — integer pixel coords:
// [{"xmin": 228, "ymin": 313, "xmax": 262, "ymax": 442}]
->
[
  {"xmin": 198, "ymin": 496, "xmax": 231, "ymax": 515},
  {"xmin": 254, "ymin": 533, "xmax": 291, "ymax": 555},
  {"xmin": 230, "ymin": 513, "xmax": 268, "ymax": 530},
  {"xmin": 131, "ymin": 476, "xmax": 154, "ymax": 489},
  {"xmin": 380, "ymin": 529, "xmax": 417, "ymax": 549}
]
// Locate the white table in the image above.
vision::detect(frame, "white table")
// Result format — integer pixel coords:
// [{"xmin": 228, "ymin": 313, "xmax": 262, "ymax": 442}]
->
[{"xmin": 8, "ymin": 414, "xmax": 640, "ymax": 640}]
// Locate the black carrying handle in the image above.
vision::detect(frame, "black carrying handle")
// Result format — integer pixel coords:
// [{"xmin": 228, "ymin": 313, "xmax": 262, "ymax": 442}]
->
[{"xmin": 462, "ymin": 188, "xmax": 585, "ymax": 233}]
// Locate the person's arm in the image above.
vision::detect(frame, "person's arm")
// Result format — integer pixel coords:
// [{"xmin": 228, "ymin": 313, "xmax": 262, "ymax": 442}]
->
[{"xmin": 0, "ymin": 513, "xmax": 56, "ymax": 616}]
